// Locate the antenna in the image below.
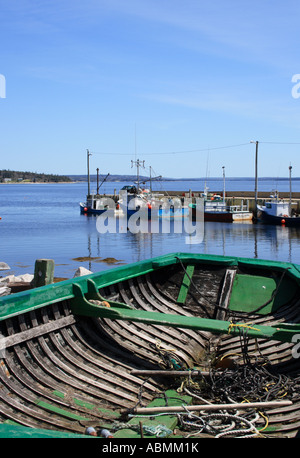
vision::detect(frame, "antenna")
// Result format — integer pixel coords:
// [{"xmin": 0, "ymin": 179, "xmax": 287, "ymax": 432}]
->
[{"xmin": 131, "ymin": 159, "xmax": 145, "ymax": 191}]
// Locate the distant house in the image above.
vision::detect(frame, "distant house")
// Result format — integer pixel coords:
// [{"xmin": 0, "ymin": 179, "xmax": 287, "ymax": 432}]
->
[{"xmin": 3, "ymin": 178, "xmax": 11, "ymax": 183}]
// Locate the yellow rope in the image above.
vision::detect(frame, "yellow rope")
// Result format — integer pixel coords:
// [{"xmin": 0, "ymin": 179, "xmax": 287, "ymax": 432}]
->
[
  {"xmin": 155, "ymin": 339, "xmax": 177, "ymax": 353},
  {"xmin": 257, "ymin": 411, "xmax": 269, "ymax": 433},
  {"xmin": 228, "ymin": 321, "xmax": 261, "ymax": 335},
  {"xmin": 241, "ymin": 399, "xmax": 269, "ymax": 437}
]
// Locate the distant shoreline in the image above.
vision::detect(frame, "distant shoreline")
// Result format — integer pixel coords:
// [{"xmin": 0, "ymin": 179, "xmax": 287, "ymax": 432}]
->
[
  {"xmin": 0, "ymin": 181, "xmax": 77, "ymax": 184},
  {"xmin": 1, "ymin": 176, "xmax": 300, "ymax": 185}
]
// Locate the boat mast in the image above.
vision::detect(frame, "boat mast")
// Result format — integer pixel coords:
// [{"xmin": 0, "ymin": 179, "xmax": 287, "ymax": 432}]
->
[
  {"xmin": 289, "ymin": 164, "xmax": 292, "ymax": 215},
  {"xmin": 87, "ymin": 149, "xmax": 92, "ymax": 197},
  {"xmin": 222, "ymin": 166, "xmax": 225, "ymax": 203},
  {"xmin": 97, "ymin": 168, "xmax": 99, "ymax": 195}
]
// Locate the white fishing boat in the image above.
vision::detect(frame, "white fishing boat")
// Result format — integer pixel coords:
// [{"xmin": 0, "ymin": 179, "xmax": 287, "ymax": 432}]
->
[
  {"xmin": 257, "ymin": 191, "xmax": 300, "ymax": 226},
  {"xmin": 257, "ymin": 167, "xmax": 300, "ymax": 227}
]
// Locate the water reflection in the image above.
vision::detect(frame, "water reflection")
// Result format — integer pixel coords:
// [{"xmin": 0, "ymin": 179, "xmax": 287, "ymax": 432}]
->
[
  {"xmin": 75, "ymin": 215, "xmax": 300, "ymax": 278},
  {"xmin": 3, "ymin": 208, "xmax": 300, "ymax": 278},
  {"xmin": 2, "ymin": 183, "xmax": 300, "ymax": 279}
]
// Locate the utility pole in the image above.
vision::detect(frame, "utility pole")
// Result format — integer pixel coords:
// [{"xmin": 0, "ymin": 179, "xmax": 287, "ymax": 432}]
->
[
  {"xmin": 289, "ymin": 164, "xmax": 292, "ymax": 215},
  {"xmin": 250, "ymin": 141, "xmax": 259, "ymax": 217}
]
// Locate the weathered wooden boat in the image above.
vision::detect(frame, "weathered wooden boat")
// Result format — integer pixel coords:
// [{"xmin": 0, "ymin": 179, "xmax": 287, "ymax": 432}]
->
[{"xmin": 0, "ymin": 252, "xmax": 300, "ymax": 438}]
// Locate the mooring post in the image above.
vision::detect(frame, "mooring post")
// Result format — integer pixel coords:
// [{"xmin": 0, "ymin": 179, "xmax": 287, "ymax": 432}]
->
[{"xmin": 33, "ymin": 259, "xmax": 54, "ymax": 287}]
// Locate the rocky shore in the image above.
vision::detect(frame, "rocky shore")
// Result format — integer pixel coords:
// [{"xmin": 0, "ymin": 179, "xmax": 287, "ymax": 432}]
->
[{"xmin": 0, "ymin": 262, "xmax": 93, "ymax": 296}]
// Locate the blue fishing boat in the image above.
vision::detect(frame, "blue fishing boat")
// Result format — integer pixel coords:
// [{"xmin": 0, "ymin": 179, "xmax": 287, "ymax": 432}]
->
[{"xmin": 118, "ymin": 161, "xmax": 188, "ymax": 219}]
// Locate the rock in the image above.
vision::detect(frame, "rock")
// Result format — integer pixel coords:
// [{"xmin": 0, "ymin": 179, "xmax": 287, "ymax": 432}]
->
[
  {"xmin": 0, "ymin": 262, "xmax": 10, "ymax": 271},
  {"xmin": 0, "ymin": 273, "xmax": 34, "ymax": 284},
  {"xmin": 16, "ymin": 274, "xmax": 34, "ymax": 283},
  {"xmin": 0, "ymin": 275, "xmax": 15, "ymax": 283},
  {"xmin": 73, "ymin": 267, "xmax": 93, "ymax": 278},
  {"xmin": 0, "ymin": 286, "xmax": 11, "ymax": 296}
]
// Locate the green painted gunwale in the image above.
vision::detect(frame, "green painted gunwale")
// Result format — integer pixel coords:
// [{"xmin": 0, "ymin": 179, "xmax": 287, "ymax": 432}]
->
[
  {"xmin": 0, "ymin": 253, "xmax": 299, "ymax": 343},
  {"xmin": 1, "ymin": 252, "xmax": 299, "ymax": 321}
]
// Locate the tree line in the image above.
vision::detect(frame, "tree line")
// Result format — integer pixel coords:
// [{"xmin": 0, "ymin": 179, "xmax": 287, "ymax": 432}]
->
[{"xmin": 0, "ymin": 169, "xmax": 72, "ymax": 183}]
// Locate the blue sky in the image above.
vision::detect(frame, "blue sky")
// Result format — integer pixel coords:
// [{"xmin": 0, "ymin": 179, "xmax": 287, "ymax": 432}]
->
[{"xmin": 1, "ymin": 0, "xmax": 300, "ymax": 178}]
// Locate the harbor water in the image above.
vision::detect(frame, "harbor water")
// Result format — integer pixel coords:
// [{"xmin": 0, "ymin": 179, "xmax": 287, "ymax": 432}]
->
[{"xmin": 1, "ymin": 179, "xmax": 300, "ymax": 279}]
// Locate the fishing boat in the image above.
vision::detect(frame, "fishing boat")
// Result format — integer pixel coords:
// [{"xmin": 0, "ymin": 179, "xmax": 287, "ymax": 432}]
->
[
  {"xmin": 256, "ymin": 166, "xmax": 300, "ymax": 227},
  {"xmin": 80, "ymin": 150, "xmax": 116, "ymax": 215},
  {"xmin": 118, "ymin": 184, "xmax": 153, "ymax": 218},
  {"xmin": 118, "ymin": 161, "xmax": 188, "ymax": 219},
  {"xmin": 0, "ymin": 252, "xmax": 300, "ymax": 438},
  {"xmin": 80, "ymin": 194, "xmax": 116, "ymax": 215},
  {"xmin": 118, "ymin": 187, "xmax": 188, "ymax": 219},
  {"xmin": 257, "ymin": 192, "xmax": 300, "ymax": 227},
  {"xmin": 117, "ymin": 160, "xmax": 157, "ymax": 219},
  {"xmin": 190, "ymin": 168, "xmax": 253, "ymax": 222},
  {"xmin": 189, "ymin": 192, "xmax": 253, "ymax": 222}
]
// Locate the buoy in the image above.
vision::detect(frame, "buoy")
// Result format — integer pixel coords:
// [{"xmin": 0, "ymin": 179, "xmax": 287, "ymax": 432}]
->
[
  {"xmin": 100, "ymin": 429, "xmax": 114, "ymax": 438},
  {"xmin": 101, "ymin": 301, "xmax": 111, "ymax": 308},
  {"xmin": 281, "ymin": 218, "xmax": 286, "ymax": 225},
  {"xmin": 85, "ymin": 426, "xmax": 97, "ymax": 436},
  {"xmin": 84, "ymin": 207, "xmax": 88, "ymax": 212}
]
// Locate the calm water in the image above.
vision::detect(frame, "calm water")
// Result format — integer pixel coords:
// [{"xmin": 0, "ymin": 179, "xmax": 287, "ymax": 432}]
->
[{"xmin": 1, "ymin": 180, "xmax": 300, "ymax": 279}]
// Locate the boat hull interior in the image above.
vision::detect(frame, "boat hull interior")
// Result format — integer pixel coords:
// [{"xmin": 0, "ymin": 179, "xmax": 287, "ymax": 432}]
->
[{"xmin": 0, "ymin": 253, "xmax": 300, "ymax": 438}]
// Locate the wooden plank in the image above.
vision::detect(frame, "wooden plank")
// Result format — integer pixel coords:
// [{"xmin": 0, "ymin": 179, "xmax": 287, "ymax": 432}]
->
[
  {"xmin": 177, "ymin": 265, "xmax": 195, "ymax": 304},
  {"xmin": 0, "ymin": 315, "xmax": 76, "ymax": 351},
  {"xmin": 131, "ymin": 369, "xmax": 209, "ymax": 377},
  {"xmin": 34, "ymin": 399, "xmax": 90, "ymax": 422},
  {"xmin": 216, "ymin": 268, "xmax": 236, "ymax": 320},
  {"xmin": 130, "ymin": 400, "xmax": 293, "ymax": 415}
]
